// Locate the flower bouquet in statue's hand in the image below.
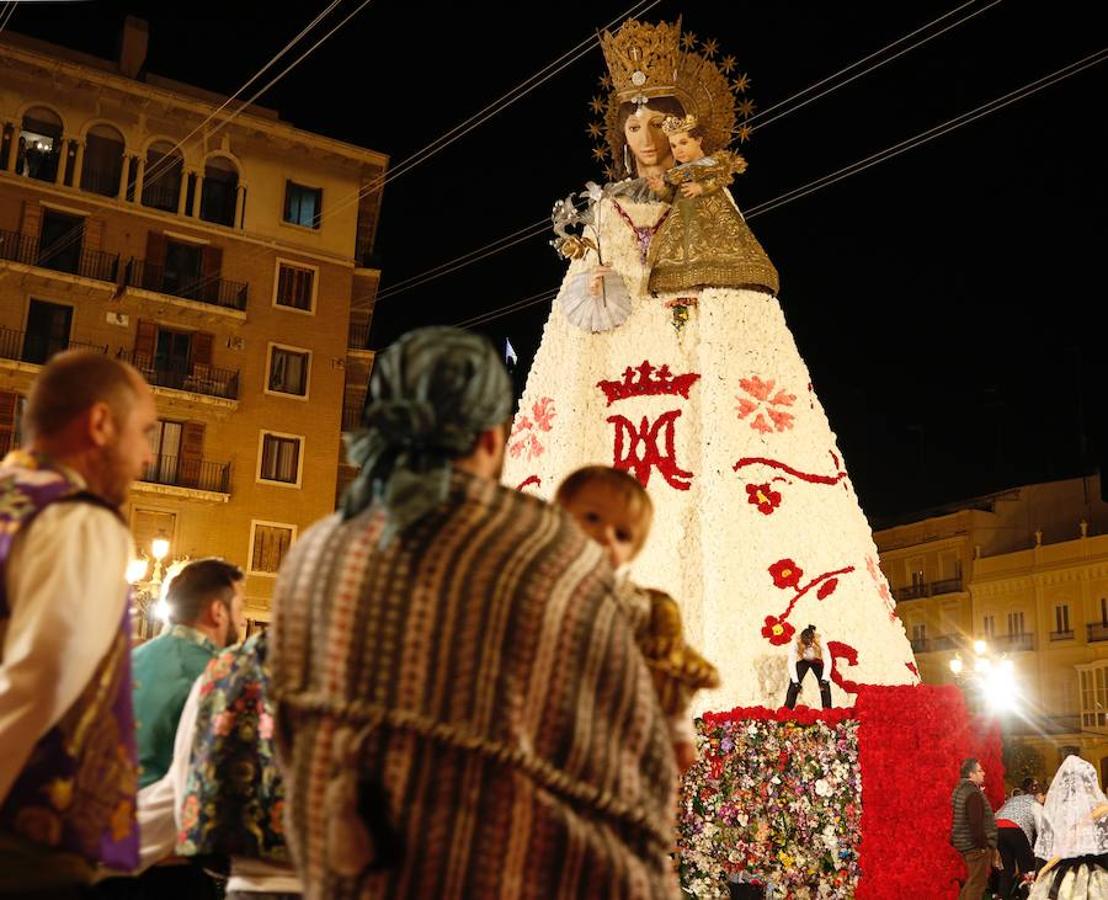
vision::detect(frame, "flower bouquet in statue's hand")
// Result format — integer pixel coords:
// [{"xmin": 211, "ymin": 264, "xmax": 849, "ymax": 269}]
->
[{"xmin": 551, "ymin": 182, "xmax": 632, "ymax": 333}]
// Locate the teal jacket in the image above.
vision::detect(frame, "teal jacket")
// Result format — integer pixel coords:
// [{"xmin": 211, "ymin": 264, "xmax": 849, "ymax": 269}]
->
[{"xmin": 131, "ymin": 624, "xmax": 219, "ymax": 788}]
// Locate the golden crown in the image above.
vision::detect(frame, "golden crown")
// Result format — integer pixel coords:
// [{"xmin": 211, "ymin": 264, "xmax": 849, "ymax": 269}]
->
[
  {"xmin": 590, "ymin": 18, "xmax": 755, "ymax": 181},
  {"xmin": 599, "ymin": 18, "xmax": 683, "ymax": 106},
  {"xmin": 662, "ymin": 114, "xmax": 698, "ymax": 136}
]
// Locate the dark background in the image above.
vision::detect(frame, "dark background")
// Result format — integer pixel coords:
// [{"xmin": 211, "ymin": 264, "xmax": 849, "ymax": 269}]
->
[{"xmin": 11, "ymin": 0, "xmax": 1107, "ymax": 521}]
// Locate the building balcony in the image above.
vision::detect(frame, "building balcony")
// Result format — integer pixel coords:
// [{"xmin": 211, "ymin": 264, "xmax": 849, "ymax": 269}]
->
[
  {"xmin": 1087, "ymin": 623, "xmax": 1108, "ymax": 643},
  {"xmin": 125, "ymin": 258, "xmax": 248, "ymax": 312},
  {"xmin": 910, "ymin": 634, "xmax": 959, "ymax": 654},
  {"xmin": 348, "ymin": 321, "xmax": 371, "ymax": 352},
  {"xmin": 1050, "ymin": 630, "xmax": 1075, "ymax": 642},
  {"xmin": 993, "ymin": 632, "xmax": 1036, "ymax": 652},
  {"xmin": 80, "ymin": 164, "xmax": 123, "ymax": 198},
  {"xmin": 0, "ymin": 326, "xmax": 107, "ymax": 367},
  {"xmin": 0, "ymin": 228, "xmax": 120, "ymax": 283},
  {"xmin": 124, "ymin": 350, "xmax": 240, "ymax": 402},
  {"xmin": 140, "ymin": 455, "xmax": 231, "ymax": 494},
  {"xmin": 342, "ymin": 401, "xmax": 362, "ymax": 431},
  {"xmin": 894, "ymin": 576, "xmax": 964, "ymax": 602}
]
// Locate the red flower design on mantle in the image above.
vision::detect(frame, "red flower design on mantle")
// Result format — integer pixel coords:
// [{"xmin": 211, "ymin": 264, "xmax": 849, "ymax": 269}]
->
[
  {"xmin": 769, "ymin": 558, "xmax": 803, "ymax": 590},
  {"xmin": 745, "ymin": 483, "xmax": 782, "ymax": 515},
  {"xmin": 761, "ymin": 615, "xmax": 795, "ymax": 646},
  {"xmin": 509, "ymin": 397, "xmax": 556, "ymax": 462},
  {"xmin": 736, "ymin": 376, "xmax": 796, "ymax": 434}
]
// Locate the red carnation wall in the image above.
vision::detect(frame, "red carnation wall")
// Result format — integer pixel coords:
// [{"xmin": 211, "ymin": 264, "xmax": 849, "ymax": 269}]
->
[{"xmin": 853, "ymin": 684, "xmax": 1003, "ymax": 899}]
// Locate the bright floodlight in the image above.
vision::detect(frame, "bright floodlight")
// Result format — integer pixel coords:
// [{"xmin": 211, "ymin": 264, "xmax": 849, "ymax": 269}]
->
[
  {"xmin": 125, "ymin": 558, "xmax": 148, "ymax": 584},
  {"xmin": 984, "ymin": 667, "xmax": 1018, "ymax": 713},
  {"xmin": 974, "ymin": 640, "xmax": 988, "ymax": 655},
  {"xmin": 151, "ymin": 538, "xmax": 170, "ymax": 561},
  {"xmin": 154, "ymin": 598, "xmax": 172, "ymax": 623},
  {"xmin": 974, "ymin": 657, "xmax": 992, "ymax": 674},
  {"xmin": 949, "ymin": 657, "xmax": 964, "ymax": 675},
  {"xmin": 1000, "ymin": 659, "xmax": 1015, "ymax": 675}
]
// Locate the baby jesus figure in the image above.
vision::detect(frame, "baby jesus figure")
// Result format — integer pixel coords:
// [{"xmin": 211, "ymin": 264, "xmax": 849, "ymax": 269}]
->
[{"xmin": 645, "ymin": 114, "xmax": 779, "ymax": 297}]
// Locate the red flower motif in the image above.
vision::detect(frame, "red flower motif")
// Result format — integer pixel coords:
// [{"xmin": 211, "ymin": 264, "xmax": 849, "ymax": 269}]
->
[
  {"xmin": 745, "ymin": 483, "xmax": 782, "ymax": 515},
  {"xmin": 761, "ymin": 615, "xmax": 795, "ymax": 646},
  {"xmin": 817, "ymin": 577, "xmax": 839, "ymax": 600},
  {"xmin": 736, "ymin": 376, "xmax": 797, "ymax": 435},
  {"xmin": 769, "ymin": 558, "xmax": 803, "ymax": 590}
]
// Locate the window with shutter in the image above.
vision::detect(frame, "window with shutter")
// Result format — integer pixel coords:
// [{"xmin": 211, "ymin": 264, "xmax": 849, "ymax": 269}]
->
[
  {"xmin": 249, "ymin": 521, "xmax": 296, "ymax": 575},
  {"xmin": 267, "ymin": 345, "xmax": 310, "ymax": 396},
  {"xmin": 274, "ymin": 262, "xmax": 315, "ymax": 311},
  {"xmin": 258, "ymin": 432, "xmax": 302, "ymax": 486}
]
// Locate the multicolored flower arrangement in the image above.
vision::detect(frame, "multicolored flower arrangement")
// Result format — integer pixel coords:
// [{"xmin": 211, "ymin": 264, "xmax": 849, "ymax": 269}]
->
[{"xmin": 678, "ymin": 707, "xmax": 862, "ymax": 899}]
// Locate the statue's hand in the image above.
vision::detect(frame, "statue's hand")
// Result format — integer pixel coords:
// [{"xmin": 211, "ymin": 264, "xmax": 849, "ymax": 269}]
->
[{"xmin": 680, "ymin": 182, "xmax": 706, "ymax": 198}]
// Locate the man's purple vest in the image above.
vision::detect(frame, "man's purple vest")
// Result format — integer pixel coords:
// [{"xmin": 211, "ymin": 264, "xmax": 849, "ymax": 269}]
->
[{"xmin": 0, "ymin": 453, "xmax": 139, "ymax": 871}]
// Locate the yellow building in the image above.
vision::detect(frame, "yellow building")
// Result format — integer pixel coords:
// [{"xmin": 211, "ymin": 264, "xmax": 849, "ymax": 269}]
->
[
  {"xmin": 875, "ymin": 475, "xmax": 1108, "ymax": 783},
  {"xmin": 0, "ymin": 18, "xmax": 386, "ymax": 624}
]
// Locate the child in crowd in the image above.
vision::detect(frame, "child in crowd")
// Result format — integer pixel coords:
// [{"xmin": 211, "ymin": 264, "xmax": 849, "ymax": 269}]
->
[{"xmin": 555, "ymin": 465, "xmax": 719, "ymax": 772}]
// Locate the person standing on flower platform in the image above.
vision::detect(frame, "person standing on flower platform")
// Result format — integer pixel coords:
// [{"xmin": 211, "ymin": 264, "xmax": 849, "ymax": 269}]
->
[
  {"xmin": 0, "ymin": 352, "xmax": 157, "ymax": 896},
  {"xmin": 270, "ymin": 327, "xmax": 679, "ymax": 899}
]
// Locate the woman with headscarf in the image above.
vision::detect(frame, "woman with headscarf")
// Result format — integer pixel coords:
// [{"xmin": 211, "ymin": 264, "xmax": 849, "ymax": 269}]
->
[{"xmin": 1029, "ymin": 756, "xmax": 1108, "ymax": 899}]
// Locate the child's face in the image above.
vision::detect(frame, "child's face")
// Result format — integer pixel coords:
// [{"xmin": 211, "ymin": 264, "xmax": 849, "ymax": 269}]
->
[
  {"xmin": 669, "ymin": 131, "xmax": 704, "ymax": 164},
  {"xmin": 560, "ymin": 482, "xmax": 646, "ymax": 570}
]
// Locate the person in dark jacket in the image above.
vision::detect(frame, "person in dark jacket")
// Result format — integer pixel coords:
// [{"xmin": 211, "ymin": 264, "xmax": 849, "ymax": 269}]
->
[{"xmin": 951, "ymin": 758, "xmax": 999, "ymax": 900}]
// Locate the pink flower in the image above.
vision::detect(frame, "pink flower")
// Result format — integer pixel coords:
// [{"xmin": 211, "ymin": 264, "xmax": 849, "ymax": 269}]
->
[
  {"xmin": 736, "ymin": 376, "xmax": 797, "ymax": 434},
  {"xmin": 212, "ymin": 711, "xmax": 235, "ymax": 737},
  {"xmin": 258, "ymin": 712, "xmax": 274, "ymax": 740}
]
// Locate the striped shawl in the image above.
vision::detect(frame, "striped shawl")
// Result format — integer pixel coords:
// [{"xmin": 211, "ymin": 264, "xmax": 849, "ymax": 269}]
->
[{"xmin": 271, "ymin": 471, "xmax": 678, "ymax": 899}]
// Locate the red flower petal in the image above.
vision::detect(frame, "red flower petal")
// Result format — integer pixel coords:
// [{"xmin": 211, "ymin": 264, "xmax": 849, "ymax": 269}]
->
[{"xmin": 817, "ymin": 578, "xmax": 839, "ymax": 600}]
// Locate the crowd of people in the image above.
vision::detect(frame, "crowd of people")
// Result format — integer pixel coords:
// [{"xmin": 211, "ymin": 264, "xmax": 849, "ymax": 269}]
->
[
  {"xmin": 3, "ymin": 338, "xmax": 1108, "ymax": 900},
  {"xmin": 0, "ymin": 332, "xmax": 716, "ymax": 899},
  {"xmin": 952, "ymin": 757, "xmax": 1108, "ymax": 900}
]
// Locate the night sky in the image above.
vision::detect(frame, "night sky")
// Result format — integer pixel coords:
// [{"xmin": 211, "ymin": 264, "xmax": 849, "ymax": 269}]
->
[{"xmin": 12, "ymin": 1, "xmax": 1108, "ymax": 521}]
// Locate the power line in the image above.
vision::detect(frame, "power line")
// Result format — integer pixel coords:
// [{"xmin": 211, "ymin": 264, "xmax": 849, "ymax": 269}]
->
[
  {"xmin": 0, "ymin": 3, "xmax": 18, "ymax": 34},
  {"xmin": 136, "ymin": 0, "xmax": 347, "ymax": 194},
  {"xmin": 185, "ymin": 0, "xmax": 656, "ymax": 304},
  {"xmin": 746, "ymin": 0, "xmax": 996, "ymax": 129},
  {"xmin": 455, "ymin": 288, "xmax": 560, "ymax": 331},
  {"xmin": 745, "ymin": 46, "xmax": 1108, "ymax": 219},
  {"xmin": 375, "ymin": 0, "xmax": 1002, "ymax": 306},
  {"xmin": 457, "ymin": 46, "xmax": 1108, "ymax": 332},
  {"xmin": 138, "ymin": 0, "xmax": 367, "ymax": 197},
  {"xmin": 315, "ymin": 0, "xmax": 661, "ymax": 233}
]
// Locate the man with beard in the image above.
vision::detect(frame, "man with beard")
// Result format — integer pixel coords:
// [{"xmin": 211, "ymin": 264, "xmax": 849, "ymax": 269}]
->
[
  {"xmin": 0, "ymin": 351, "xmax": 157, "ymax": 894},
  {"xmin": 270, "ymin": 327, "xmax": 679, "ymax": 899},
  {"xmin": 132, "ymin": 558, "xmax": 246, "ymax": 790}
]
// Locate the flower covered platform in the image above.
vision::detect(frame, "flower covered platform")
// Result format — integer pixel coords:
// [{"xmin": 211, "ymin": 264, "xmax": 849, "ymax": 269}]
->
[{"xmin": 678, "ymin": 684, "xmax": 1003, "ymax": 899}]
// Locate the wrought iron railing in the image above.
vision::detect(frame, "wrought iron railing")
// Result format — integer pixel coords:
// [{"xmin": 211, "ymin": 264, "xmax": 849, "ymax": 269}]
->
[
  {"xmin": 0, "ymin": 228, "xmax": 119, "ymax": 282},
  {"xmin": 140, "ymin": 454, "xmax": 231, "ymax": 493},
  {"xmin": 0, "ymin": 326, "xmax": 107, "ymax": 366},
  {"xmin": 123, "ymin": 350, "xmax": 240, "ymax": 401},
  {"xmin": 348, "ymin": 322, "xmax": 372, "ymax": 351},
  {"xmin": 125, "ymin": 258, "xmax": 248, "ymax": 311}
]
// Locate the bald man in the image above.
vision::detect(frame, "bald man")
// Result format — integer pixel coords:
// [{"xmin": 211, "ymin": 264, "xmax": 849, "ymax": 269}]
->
[{"xmin": 0, "ymin": 351, "xmax": 156, "ymax": 894}]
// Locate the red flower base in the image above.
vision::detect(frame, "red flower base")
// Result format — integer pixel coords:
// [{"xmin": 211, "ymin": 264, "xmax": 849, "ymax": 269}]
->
[{"xmin": 684, "ymin": 685, "xmax": 1003, "ymax": 899}]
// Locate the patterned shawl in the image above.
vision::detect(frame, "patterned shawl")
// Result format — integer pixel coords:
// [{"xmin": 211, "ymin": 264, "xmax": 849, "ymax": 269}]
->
[{"xmin": 271, "ymin": 471, "xmax": 678, "ymax": 899}]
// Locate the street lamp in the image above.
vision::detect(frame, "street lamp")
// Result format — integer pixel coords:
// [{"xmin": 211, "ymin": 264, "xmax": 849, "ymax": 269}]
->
[
  {"xmin": 974, "ymin": 639, "xmax": 988, "ymax": 655},
  {"xmin": 949, "ymin": 643, "xmax": 1019, "ymax": 715}
]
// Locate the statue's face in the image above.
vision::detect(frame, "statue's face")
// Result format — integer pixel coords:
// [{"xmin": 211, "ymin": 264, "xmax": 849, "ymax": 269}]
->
[{"xmin": 623, "ymin": 105, "xmax": 673, "ymax": 173}]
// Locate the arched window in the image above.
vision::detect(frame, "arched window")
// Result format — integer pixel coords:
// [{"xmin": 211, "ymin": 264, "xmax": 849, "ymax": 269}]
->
[
  {"xmin": 80, "ymin": 124, "xmax": 125, "ymax": 197},
  {"xmin": 142, "ymin": 140, "xmax": 183, "ymax": 212},
  {"xmin": 200, "ymin": 156, "xmax": 239, "ymax": 227},
  {"xmin": 19, "ymin": 106, "xmax": 63, "ymax": 183}
]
